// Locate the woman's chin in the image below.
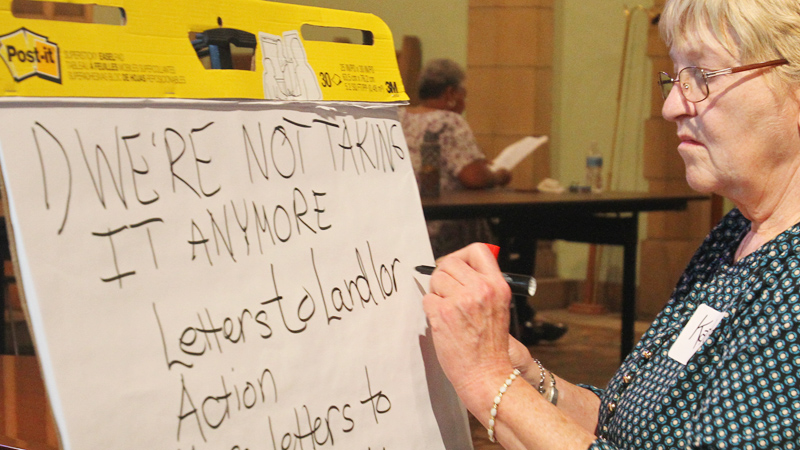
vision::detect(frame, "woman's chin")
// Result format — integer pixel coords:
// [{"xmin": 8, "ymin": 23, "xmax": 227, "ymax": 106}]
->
[{"xmin": 684, "ymin": 171, "xmax": 719, "ymax": 194}]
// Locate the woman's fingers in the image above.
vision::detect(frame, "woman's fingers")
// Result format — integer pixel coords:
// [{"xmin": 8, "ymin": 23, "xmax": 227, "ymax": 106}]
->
[
  {"xmin": 430, "ymin": 243, "xmax": 511, "ymax": 300},
  {"xmin": 421, "ymin": 243, "xmax": 517, "ymax": 395},
  {"xmin": 449, "ymin": 242, "xmax": 503, "ymax": 275}
]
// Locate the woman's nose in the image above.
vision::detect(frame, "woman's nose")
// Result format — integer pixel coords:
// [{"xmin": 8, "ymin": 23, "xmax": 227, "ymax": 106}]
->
[{"xmin": 661, "ymin": 84, "xmax": 693, "ymax": 121}]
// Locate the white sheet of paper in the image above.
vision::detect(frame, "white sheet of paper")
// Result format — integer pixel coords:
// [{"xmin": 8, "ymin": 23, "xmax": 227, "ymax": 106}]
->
[
  {"xmin": 489, "ymin": 135, "xmax": 548, "ymax": 171},
  {"xmin": 0, "ymin": 98, "xmax": 471, "ymax": 450}
]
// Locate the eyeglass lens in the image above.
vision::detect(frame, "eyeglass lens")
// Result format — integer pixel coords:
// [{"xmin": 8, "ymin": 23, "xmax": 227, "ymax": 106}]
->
[
  {"xmin": 658, "ymin": 67, "xmax": 709, "ymax": 102},
  {"xmin": 679, "ymin": 67, "xmax": 708, "ymax": 101},
  {"xmin": 658, "ymin": 72, "xmax": 673, "ymax": 99}
]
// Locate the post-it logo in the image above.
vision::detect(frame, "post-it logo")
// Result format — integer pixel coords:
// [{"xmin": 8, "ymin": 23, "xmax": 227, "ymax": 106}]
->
[{"xmin": 0, "ymin": 28, "xmax": 61, "ymax": 84}]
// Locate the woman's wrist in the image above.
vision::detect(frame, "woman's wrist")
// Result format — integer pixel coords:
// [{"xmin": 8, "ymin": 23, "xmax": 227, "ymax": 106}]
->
[
  {"xmin": 458, "ymin": 364, "xmax": 518, "ymax": 425},
  {"xmin": 519, "ymin": 358, "xmax": 559, "ymax": 405},
  {"xmin": 517, "ymin": 358, "xmax": 542, "ymax": 385}
]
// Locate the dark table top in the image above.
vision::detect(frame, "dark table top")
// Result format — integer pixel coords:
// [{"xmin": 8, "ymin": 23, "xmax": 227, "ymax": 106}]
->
[{"xmin": 421, "ymin": 189, "xmax": 709, "ymax": 220}]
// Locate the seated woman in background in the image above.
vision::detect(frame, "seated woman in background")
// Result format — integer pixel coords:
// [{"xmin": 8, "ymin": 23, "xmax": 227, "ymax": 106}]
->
[
  {"xmin": 399, "ymin": 58, "xmax": 566, "ymax": 345},
  {"xmin": 398, "ymin": 58, "xmax": 511, "ymax": 257}
]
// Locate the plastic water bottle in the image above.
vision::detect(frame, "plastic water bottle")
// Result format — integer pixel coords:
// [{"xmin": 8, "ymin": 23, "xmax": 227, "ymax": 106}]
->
[
  {"xmin": 585, "ymin": 141, "xmax": 603, "ymax": 193},
  {"xmin": 419, "ymin": 129, "xmax": 441, "ymax": 197}
]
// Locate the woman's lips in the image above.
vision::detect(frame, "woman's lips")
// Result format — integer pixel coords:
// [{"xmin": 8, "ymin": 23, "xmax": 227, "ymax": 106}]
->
[{"xmin": 678, "ymin": 135, "xmax": 702, "ymax": 146}]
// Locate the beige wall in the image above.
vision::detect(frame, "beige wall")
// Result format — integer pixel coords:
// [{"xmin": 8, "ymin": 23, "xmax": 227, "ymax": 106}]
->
[
  {"xmin": 466, "ymin": 1, "xmax": 554, "ymax": 191},
  {"xmin": 552, "ymin": 1, "xmax": 656, "ymax": 280},
  {"xmin": 554, "ymin": 0, "xmax": 654, "ymax": 189}
]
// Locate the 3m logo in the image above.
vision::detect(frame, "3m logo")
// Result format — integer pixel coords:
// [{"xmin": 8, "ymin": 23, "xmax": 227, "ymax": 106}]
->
[{"xmin": 0, "ymin": 28, "xmax": 61, "ymax": 84}]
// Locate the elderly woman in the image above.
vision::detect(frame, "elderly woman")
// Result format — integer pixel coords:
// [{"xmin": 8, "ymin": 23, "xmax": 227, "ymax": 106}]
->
[{"xmin": 422, "ymin": 0, "xmax": 800, "ymax": 448}]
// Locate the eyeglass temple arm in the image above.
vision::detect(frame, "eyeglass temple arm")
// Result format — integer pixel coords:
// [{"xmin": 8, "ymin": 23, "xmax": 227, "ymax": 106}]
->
[{"xmin": 705, "ymin": 58, "xmax": 789, "ymax": 79}]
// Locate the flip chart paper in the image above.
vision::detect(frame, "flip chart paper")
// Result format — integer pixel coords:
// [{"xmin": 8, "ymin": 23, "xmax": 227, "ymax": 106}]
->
[{"xmin": 0, "ymin": 98, "xmax": 465, "ymax": 450}]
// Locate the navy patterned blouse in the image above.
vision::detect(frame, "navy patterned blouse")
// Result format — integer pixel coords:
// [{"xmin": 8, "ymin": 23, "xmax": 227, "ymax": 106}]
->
[{"xmin": 588, "ymin": 209, "xmax": 800, "ymax": 449}]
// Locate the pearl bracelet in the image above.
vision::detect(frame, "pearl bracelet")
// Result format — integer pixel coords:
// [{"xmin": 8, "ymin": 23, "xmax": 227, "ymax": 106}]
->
[{"xmin": 488, "ymin": 368, "xmax": 521, "ymax": 443}]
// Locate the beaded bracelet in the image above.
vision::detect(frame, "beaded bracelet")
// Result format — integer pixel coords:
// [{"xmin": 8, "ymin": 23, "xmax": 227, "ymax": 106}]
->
[{"xmin": 487, "ymin": 368, "xmax": 521, "ymax": 443}]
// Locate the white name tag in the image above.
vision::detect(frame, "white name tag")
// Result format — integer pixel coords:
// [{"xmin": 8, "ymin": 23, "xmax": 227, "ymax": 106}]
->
[{"xmin": 668, "ymin": 304, "xmax": 725, "ymax": 365}]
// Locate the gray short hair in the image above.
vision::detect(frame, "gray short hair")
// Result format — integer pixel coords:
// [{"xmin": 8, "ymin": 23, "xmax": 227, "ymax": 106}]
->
[
  {"xmin": 417, "ymin": 58, "xmax": 465, "ymax": 100},
  {"xmin": 659, "ymin": 0, "xmax": 800, "ymax": 90}
]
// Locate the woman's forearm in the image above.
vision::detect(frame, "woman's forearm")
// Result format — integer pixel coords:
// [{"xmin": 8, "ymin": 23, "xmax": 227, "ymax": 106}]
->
[
  {"xmin": 515, "ymin": 365, "xmax": 600, "ymax": 435},
  {"xmin": 548, "ymin": 375, "xmax": 601, "ymax": 434},
  {"xmin": 466, "ymin": 370, "xmax": 599, "ymax": 450}
]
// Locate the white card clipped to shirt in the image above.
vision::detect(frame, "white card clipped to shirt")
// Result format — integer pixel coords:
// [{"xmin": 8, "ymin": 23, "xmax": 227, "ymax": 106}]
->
[{"xmin": 668, "ymin": 304, "xmax": 726, "ymax": 365}]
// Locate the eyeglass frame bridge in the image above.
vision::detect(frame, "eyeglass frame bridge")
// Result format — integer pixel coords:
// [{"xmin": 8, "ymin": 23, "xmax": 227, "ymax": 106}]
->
[{"xmin": 658, "ymin": 58, "xmax": 789, "ymax": 103}]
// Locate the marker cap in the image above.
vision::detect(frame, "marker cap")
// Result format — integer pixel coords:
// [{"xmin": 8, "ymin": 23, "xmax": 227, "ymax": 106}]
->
[{"xmin": 483, "ymin": 243, "xmax": 500, "ymax": 259}]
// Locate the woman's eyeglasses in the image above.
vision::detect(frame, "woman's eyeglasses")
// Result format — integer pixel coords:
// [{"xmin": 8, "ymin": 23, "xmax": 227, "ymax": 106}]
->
[{"xmin": 657, "ymin": 58, "xmax": 789, "ymax": 103}]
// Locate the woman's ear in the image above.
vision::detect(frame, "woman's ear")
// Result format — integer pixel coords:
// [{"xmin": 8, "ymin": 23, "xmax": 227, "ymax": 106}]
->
[{"xmin": 443, "ymin": 86, "xmax": 458, "ymax": 109}]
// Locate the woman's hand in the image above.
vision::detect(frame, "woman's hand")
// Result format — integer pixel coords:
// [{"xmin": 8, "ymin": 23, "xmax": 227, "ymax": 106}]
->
[
  {"xmin": 492, "ymin": 168, "xmax": 512, "ymax": 187},
  {"xmin": 421, "ymin": 243, "xmax": 515, "ymax": 411},
  {"xmin": 422, "ymin": 245, "xmax": 602, "ymax": 448},
  {"xmin": 458, "ymin": 160, "xmax": 512, "ymax": 189}
]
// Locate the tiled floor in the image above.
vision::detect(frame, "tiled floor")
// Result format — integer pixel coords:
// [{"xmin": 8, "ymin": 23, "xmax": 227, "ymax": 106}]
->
[{"xmin": 469, "ymin": 309, "xmax": 651, "ymax": 450}]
